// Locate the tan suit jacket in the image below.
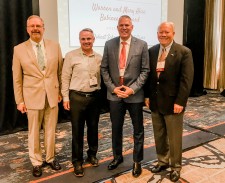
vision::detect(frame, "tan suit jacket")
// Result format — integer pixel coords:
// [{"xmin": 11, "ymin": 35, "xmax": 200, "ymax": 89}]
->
[{"xmin": 12, "ymin": 39, "xmax": 63, "ymax": 109}]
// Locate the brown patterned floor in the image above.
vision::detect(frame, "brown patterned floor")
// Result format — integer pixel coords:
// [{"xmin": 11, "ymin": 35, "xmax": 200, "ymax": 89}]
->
[{"xmin": 1, "ymin": 90, "xmax": 225, "ymax": 183}]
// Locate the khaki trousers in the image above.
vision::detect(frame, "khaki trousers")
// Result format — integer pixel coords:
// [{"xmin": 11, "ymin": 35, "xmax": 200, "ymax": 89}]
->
[{"xmin": 27, "ymin": 99, "xmax": 58, "ymax": 166}]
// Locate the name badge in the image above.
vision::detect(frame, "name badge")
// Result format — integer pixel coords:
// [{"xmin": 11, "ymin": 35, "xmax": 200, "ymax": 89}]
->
[
  {"xmin": 156, "ymin": 61, "xmax": 165, "ymax": 72},
  {"xmin": 119, "ymin": 69, "xmax": 125, "ymax": 76}
]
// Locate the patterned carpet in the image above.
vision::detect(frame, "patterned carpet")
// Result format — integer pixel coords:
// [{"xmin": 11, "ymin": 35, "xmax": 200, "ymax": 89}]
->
[{"xmin": 0, "ymin": 90, "xmax": 225, "ymax": 183}]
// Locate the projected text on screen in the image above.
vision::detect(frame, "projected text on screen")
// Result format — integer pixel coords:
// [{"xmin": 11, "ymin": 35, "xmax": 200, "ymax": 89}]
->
[{"xmin": 68, "ymin": 0, "xmax": 162, "ymax": 46}]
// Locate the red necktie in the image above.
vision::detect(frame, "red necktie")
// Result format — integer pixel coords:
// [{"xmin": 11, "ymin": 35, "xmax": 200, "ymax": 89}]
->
[{"xmin": 119, "ymin": 42, "xmax": 127, "ymax": 69}]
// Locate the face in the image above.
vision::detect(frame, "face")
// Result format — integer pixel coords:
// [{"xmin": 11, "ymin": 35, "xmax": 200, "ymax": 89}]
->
[
  {"xmin": 157, "ymin": 23, "xmax": 175, "ymax": 47},
  {"xmin": 27, "ymin": 17, "xmax": 45, "ymax": 43},
  {"xmin": 117, "ymin": 17, "xmax": 133, "ymax": 41},
  {"xmin": 79, "ymin": 31, "xmax": 95, "ymax": 53}
]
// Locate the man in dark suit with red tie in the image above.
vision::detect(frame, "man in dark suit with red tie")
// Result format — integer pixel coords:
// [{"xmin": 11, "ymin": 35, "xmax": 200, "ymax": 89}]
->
[
  {"xmin": 144, "ymin": 22, "xmax": 194, "ymax": 182},
  {"xmin": 101, "ymin": 15, "xmax": 149, "ymax": 177}
]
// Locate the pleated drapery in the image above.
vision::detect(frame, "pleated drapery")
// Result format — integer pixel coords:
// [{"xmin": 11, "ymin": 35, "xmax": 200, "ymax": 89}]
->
[
  {"xmin": 0, "ymin": 0, "xmax": 33, "ymax": 134},
  {"xmin": 204, "ymin": 0, "xmax": 225, "ymax": 90}
]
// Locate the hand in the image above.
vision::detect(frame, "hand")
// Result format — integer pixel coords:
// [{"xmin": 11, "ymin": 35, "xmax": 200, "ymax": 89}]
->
[
  {"xmin": 17, "ymin": 103, "xmax": 27, "ymax": 113},
  {"xmin": 145, "ymin": 98, "xmax": 150, "ymax": 108},
  {"xmin": 121, "ymin": 85, "xmax": 134, "ymax": 96},
  {"xmin": 113, "ymin": 85, "xmax": 132, "ymax": 98},
  {"xmin": 58, "ymin": 95, "xmax": 62, "ymax": 103},
  {"xmin": 113, "ymin": 86, "xmax": 128, "ymax": 98},
  {"xmin": 63, "ymin": 101, "xmax": 70, "ymax": 110},
  {"xmin": 174, "ymin": 104, "xmax": 184, "ymax": 114}
]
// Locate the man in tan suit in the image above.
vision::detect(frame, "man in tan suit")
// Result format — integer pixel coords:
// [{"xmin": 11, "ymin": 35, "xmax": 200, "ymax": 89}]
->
[{"xmin": 12, "ymin": 15, "xmax": 63, "ymax": 177}]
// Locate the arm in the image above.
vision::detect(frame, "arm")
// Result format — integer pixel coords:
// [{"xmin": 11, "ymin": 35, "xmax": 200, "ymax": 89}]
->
[
  {"xmin": 57, "ymin": 44, "xmax": 63, "ymax": 102},
  {"xmin": 100, "ymin": 42, "xmax": 117, "ymax": 93},
  {"xmin": 61, "ymin": 53, "xmax": 72, "ymax": 110},
  {"xmin": 175, "ymin": 48, "xmax": 194, "ymax": 107},
  {"xmin": 144, "ymin": 98, "xmax": 150, "ymax": 108},
  {"xmin": 12, "ymin": 47, "xmax": 27, "ymax": 113}
]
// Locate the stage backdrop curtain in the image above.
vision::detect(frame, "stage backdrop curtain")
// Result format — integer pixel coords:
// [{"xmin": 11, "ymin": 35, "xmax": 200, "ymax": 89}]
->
[
  {"xmin": 204, "ymin": 0, "xmax": 225, "ymax": 90},
  {"xmin": 0, "ymin": 0, "xmax": 33, "ymax": 135}
]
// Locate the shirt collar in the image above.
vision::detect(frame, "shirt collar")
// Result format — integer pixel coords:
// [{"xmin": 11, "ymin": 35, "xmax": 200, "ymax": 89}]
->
[
  {"xmin": 79, "ymin": 48, "xmax": 95, "ymax": 57},
  {"xmin": 120, "ymin": 36, "xmax": 132, "ymax": 45},
  {"xmin": 160, "ymin": 41, "xmax": 173, "ymax": 51},
  {"xmin": 30, "ymin": 39, "xmax": 44, "ymax": 47}
]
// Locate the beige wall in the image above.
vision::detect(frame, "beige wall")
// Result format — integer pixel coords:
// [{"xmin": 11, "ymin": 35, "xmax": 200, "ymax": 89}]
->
[
  {"xmin": 167, "ymin": 0, "xmax": 184, "ymax": 44},
  {"xmin": 39, "ymin": 0, "xmax": 59, "ymax": 42}
]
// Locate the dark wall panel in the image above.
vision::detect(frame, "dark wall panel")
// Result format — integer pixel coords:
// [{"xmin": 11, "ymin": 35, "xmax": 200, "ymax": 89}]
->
[{"xmin": 183, "ymin": 0, "xmax": 206, "ymax": 96}]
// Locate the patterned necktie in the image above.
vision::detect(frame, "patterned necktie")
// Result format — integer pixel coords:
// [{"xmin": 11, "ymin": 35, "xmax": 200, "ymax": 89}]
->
[
  {"xmin": 36, "ymin": 44, "xmax": 45, "ymax": 71},
  {"xmin": 156, "ymin": 48, "xmax": 166, "ymax": 77},
  {"xmin": 119, "ymin": 42, "xmax": 127, "ymax": 69},
  {"xmin": 159, "ymin": 48, "xmax": 167, "ymax": 62}
]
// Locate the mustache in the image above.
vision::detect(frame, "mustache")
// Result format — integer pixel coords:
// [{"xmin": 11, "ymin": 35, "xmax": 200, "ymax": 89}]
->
[{"xmin": 31, "ymin": 31, "xmax": 40, "ymax": 34}]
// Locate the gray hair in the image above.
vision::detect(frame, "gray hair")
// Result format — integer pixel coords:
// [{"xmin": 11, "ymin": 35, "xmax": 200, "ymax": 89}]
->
[
  {"xmin": 119, "ymin": 15, "xmax": 132, "ymax": 21},
  {"xmin": 118, "ymin": 15, "xmax": 133, "ymax": 26},
  {"xmin": 158, "ymin": 22, "xmax": 175, "ymax": 32},
  {"xmin": 80, "ymin": 28, "xmax": 93, "ymax": 34},
  {"xmin": 27, "ymin": 15, "xmax": 44, "ymax": 27}
]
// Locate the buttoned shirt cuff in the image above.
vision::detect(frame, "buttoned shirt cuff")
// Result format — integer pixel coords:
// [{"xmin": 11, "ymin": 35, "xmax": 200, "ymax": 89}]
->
[{"xmin": 63, "ymin": 97, "xmax": 70, "ymax": 102}]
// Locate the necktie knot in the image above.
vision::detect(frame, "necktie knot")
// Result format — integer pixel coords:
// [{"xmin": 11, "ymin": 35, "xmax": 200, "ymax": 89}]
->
[{"xmin": 121, "ymin": 41, "xmax": 127, "ymax": 46}]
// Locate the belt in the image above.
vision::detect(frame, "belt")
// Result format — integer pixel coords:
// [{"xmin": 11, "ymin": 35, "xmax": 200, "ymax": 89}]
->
[{"xmin": 73, "ymin": 90, "xmax": 99, "ymax": 97}]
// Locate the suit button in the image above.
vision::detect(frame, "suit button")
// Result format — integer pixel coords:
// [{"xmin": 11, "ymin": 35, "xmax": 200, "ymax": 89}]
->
[{"xmin": 157, "ymin": 82, "xmax": 159, "ymax": 84}]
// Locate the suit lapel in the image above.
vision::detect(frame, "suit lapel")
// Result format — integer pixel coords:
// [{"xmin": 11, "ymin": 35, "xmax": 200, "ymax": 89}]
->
[
  {"xmin": 164, "ymin": 42, "xmax": 177, "ymax": 70},
  {"xmin": 44, "ymin": 39, "xmax": 50, "ymax": 72},
  {"xmin": 114, "ymin": 38, "xmax": 120, "ymax": 69},
  {"xmin": 25, "ymin": 40, "xmax": 40, "ymax": 70},
  {"xmin": 153, "ymin": 45, "xmax": 160, "ymax": 78},
  {"xmin": 126, "ymin": 37, "xmax": 135, "ymax": 68},
  {"xmin": 154, "ymin": 45, "xmax": 160, "ymax": 64}
]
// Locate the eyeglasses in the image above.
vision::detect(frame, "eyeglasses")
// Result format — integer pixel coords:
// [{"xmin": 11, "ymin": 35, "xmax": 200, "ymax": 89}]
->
[
  {"xmin": 80, "ymin": 38, "xmax": 93, "ymax": 41},
  {"xmin": 27, "ymin": 25, "xmax": 44, "ymax": 29}
]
